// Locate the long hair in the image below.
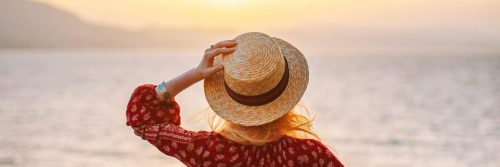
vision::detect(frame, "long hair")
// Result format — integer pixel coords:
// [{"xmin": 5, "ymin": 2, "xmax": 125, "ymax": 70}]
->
[{"xmin": 206, "ymin": 103, "xmax": 320, "ymax": 145}]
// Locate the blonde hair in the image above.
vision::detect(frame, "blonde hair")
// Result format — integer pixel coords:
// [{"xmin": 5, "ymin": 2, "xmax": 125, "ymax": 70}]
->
[{"xmin": 206, "ymin": 103, "xmax": 320, "ymax": 145}]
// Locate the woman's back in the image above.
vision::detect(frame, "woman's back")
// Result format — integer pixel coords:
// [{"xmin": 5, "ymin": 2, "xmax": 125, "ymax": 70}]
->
[{"xmin": 126, "ymin": 84, "xmax": 343, "ymax": 167}]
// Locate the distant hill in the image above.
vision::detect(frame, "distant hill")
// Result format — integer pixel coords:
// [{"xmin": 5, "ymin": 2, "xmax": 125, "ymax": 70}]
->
[
  {"xmin": 0, "ymin": 0, "xmax": 497, "ymax": 55},
  {"xmin": 0, "ymin": 0, "xmax": 225, "ymax": 48}
]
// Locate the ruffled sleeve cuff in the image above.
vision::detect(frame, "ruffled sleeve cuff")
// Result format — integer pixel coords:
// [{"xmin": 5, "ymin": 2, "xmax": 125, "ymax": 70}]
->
[{"xmin": 126, "ymin": 84, "xmax": 180, "ymax": 127}]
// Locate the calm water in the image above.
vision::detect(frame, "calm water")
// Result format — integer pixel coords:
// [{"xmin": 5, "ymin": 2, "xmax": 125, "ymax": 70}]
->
[{"xmin": 0, "ymin": 50, "xmax": 498, "ymax": 167}]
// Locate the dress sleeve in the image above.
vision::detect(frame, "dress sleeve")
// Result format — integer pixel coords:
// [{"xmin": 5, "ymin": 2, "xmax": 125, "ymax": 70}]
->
[{"xmin": 125, "ymin": 84, "xmax": 215, "ymax": 166}]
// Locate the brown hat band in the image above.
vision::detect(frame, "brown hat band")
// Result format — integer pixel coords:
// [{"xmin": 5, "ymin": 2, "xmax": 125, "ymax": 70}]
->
[{"xmin": 224, "ymin": 58, "xmax": 290, "ymax": 106}]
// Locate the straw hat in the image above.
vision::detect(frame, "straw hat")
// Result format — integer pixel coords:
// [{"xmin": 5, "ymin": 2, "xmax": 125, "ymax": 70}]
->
[{"xmin": 204, "ymin": 32, "xmax": 308, "ymax": 126}]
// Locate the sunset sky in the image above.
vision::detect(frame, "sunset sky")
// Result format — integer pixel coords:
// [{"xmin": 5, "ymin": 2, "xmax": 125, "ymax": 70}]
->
[{"xmin": 34, "ymin": 0, "xmax": 499, "ymax": 32}]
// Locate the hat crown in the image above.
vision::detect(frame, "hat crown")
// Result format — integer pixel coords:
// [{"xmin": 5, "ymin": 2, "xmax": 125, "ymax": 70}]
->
[{"xmin": 222, "ymin": 32, "xmax": 286, "ymax": 96}]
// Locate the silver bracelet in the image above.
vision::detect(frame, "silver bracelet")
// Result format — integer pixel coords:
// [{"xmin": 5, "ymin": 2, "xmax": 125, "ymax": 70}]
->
[{"xmin": 155, "ymin": 82, "xmax": 173, "ymax": 102}]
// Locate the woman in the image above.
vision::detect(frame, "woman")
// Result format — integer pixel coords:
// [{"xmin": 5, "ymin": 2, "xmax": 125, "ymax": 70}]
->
[{"xmin": 126, "ymin": 32, "xmax": 343, "ymax": 167}]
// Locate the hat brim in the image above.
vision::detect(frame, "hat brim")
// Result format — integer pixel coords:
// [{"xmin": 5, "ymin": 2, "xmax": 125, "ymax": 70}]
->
[{"xmin": 204, "ymin": 37, "xmax": 309, "ymax": 126}]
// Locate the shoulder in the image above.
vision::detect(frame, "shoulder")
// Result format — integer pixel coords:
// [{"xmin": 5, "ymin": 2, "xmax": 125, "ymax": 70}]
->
[
  {"xmin": 285, "ymin": 137, "xmax": 333, "ymax": 155},
  {"xmin": 285, "ymin": 137, "xmax": 344, "ymax": 167}
]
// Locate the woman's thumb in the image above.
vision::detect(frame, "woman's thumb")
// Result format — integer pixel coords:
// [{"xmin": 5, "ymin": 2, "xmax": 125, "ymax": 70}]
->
[{"xmin": 206, "ymin": 65, "xmax": 224, "ymax": 75}]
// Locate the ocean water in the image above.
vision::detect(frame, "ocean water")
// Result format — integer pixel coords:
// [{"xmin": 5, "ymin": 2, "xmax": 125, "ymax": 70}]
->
[{"xmin": 0, "ymin": 50, "xmax": 498, "ymax": 167}]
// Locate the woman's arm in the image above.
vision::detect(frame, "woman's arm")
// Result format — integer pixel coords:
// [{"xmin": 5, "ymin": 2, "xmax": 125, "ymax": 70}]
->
[
  {"xmin": 125, "ymin": 40, "xmax": 237, "ymax": 165},
  {"xmin": 164, "ymin": 40, "xmax": 237, "ymax": 98}
]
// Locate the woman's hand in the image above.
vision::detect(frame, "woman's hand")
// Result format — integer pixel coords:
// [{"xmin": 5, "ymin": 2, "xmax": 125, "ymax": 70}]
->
[
  {"xmin": 162, "ymin": 40, "xmax": 236, "ymax": 98},
  {"xmin": 195, "ymin": 40, "xmax": 237, "ymax": 79}
]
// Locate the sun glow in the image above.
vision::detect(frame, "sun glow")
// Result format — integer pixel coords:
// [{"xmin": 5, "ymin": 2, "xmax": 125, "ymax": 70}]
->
[
  {"xmin": 33, "ymin": 0, "xmax": 329, "ymax": 31},
  {"xmin": 34, "ymin": 0, "xmax": 499, "ymax": 32}
]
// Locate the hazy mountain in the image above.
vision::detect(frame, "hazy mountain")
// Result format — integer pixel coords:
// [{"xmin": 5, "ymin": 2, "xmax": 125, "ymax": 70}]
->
[
  {"xmin": 0, "ymin": 0, "xmax": 225, "ymax": 49},
  {"xmin": 0, "ymin": 0, "xmax": 497, "ymax": 55}
]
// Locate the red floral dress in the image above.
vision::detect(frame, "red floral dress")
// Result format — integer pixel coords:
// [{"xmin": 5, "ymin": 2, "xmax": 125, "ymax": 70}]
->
[{"xmin": 126, "ymin": 84, "xmax": 344, "ymax": 167}]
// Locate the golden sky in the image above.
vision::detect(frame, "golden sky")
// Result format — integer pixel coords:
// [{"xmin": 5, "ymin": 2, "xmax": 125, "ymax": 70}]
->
[{"xmin": 34, "ymin": 0, "xmax": 499, "ymax": 32}]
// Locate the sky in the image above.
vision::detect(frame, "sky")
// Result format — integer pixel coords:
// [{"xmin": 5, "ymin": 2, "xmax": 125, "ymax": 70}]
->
[
  {"xmin": 26, "ymin": 0, "xmax": 500, "ymax": 55},
  {"xmin": 34, "ymin": 0, "xmax": 499, "ymax": 32}
]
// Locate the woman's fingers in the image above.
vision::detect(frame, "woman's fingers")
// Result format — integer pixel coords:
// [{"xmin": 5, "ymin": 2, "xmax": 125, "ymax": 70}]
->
[
  {"xmin": 205, "ymin": 65, "xmax": 224, "ymax": 76},
  {"xmin": 205, "ymin": 47, "xmax": 236, "ymax": 60},
  {"xmin": 204, "ymin": 40, "xmax": 236, "ymax": 53},
  {"xmin": 198, "ymin": 40, "xmax": 236, "ymax": 79},
  {"xmin": 205, "ymin": 47, "xmax": 212, "ymax": 52},
  {"xmin": 213, "ymin": 40, "xmax": 237, "ymax": 49}
]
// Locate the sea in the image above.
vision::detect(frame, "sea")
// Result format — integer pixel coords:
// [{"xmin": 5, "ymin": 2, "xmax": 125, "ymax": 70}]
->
[{"xmin": 0, "ymin": 49, "xmax": 498, "ymax": 167}]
